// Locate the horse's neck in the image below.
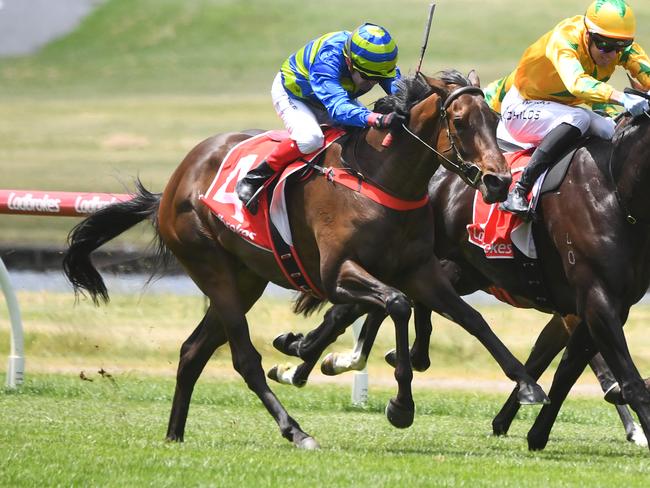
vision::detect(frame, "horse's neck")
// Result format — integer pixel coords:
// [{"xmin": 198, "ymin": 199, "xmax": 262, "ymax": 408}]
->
[
  {"xmin": 344, "ymin": 128, "xmax": 439, "ymax": 200},
  {"xmin": 614, "ymin": 121, "xmax": 650, "ymax": 226}
]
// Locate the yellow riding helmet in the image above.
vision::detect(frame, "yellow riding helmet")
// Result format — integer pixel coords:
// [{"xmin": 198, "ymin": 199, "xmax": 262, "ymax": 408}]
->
[{"xmin": 585, "ymin": 0, "xmax": 636, "ymax": 40}]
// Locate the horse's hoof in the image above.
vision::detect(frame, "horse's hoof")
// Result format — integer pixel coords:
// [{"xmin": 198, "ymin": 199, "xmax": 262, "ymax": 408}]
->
[
  {"xmin": 627, "ymin": 424, "xmax": 648, "ymax": 447},
  {"xmin": 517, "ymin": 383, "xmax": 550, "ymax": 405},
  {"xmin": 411, "ymin": 357, "xmax": 431, "ymax": 373},
  {"xmin": 384, "ymin": 349, "xmax": 397, "ymax": 368},
  {"xmin": 267, "ymin": 365, "xmax": 280, "ymax": 383},
  {"xmin": 272, "ymin": 332, "xmax": 303, "ymax": 356},
  {"xmin": 267, "ymin": 363, "xmax": 304, "ymax": 387},
  {"xmin": 604, "ymin": 383, "xmax": 625, "ymax": 405},
  {"xmin": 320, "ymin": 353, "xmax": 336, "ymax": 376},
  {"xmin": 165, "ymin": 434, "xmax": 183, "ymax": 443},
  {"xmin": 295, "ymin": 436, "xmax": 320, "ymax": 450},
  {"xmin": 527, "ymin": 431, "xmax": 549, "ymax": 451},
  {"xmin": 385, "ymin": 398, "xmax": 414, "ymax": 429},
  {"xmin": 492, "ymin": 419, "xmax": 509, "ymax": 437},
  {"xmin": 385, "ymin": 349, "xmax": 429, "ymax": 372}
]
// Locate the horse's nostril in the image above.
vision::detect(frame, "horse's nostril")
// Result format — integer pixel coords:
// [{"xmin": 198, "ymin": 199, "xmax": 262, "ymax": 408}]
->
[{"xmin": 482, "ymin": 174, "xmax": 510, "ymax": 192}]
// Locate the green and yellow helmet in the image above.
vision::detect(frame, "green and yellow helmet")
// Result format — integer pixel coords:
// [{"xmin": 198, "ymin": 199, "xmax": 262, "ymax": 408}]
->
[
  {"xmin": 345, "ymin": 23, "xmax": 398, "ymax": 79},
  {"xmin": 585, "ymin": 0, "xmax": 636, "ymax": 40}
]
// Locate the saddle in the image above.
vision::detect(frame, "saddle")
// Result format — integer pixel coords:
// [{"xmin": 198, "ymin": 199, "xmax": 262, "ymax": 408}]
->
[
  {"xmin": 200, "ymin": 128, "xmax": 430, "ymax": 298},
  {"xmin": 474, "ymin": 137, "xmax": 587, "ymax": 309}
]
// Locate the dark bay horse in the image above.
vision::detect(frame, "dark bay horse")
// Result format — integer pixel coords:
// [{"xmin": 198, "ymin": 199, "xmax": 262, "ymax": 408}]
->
[
  {"xmin": 62, "ymin": 71, "xmax": 543, "ymax": 449},
  {"xmin": 272, "ymin": 99, "xmax": 650, "ymax": 452}
]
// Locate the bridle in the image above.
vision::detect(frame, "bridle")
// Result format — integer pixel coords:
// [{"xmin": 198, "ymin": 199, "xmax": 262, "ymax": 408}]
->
[{"xmin": 401, "ymin": 85, "xmax": 486, "ymax": 187}]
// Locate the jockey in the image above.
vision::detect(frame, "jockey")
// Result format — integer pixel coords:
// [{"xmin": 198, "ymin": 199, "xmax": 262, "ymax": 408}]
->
[
  {"xmin": 493, "ymin": 0, "xmax": 650, "ymax": 219},
  {"xmin": 236, "ymin": 23, "xmax": 404, "ymax": 214}
]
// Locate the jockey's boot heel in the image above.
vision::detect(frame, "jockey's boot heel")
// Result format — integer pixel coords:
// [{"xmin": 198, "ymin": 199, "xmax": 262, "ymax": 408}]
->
[{"xmin": 236, "ymin": 161, "xmax": 276, "ymax": 215}]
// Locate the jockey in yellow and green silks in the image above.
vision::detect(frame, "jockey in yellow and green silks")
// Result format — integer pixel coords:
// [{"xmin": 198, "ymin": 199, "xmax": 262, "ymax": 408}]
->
[
  {"xmin": 236, "ymin": 23, "xmax": 404, "ymax": 214},
  {"xmin": 492, "ymin": 0, "xmax": 650, "ymax": 219}
]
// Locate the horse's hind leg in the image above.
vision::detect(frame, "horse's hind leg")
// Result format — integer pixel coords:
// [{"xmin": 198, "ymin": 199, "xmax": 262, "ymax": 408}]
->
[
  {"xmin": 268, "ymin": 303, "xmax": 368, "ymax": 387},
  {"xmin": 492, "ymin": 313, "xmax": 569, "ymax": 436},
  {"xmin": 320, "ymin": 309, "xmax": 386, "ymax": 376},
  {"xmin": 167, "ymin": 306, "xmax": 226, "ymax": 442}
]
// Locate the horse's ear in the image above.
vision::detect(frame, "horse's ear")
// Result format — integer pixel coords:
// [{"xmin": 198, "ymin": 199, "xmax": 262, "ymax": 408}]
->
[
  {"xmin": 468, "ymin": 70, "xmax": 481, "ymax": 88},
  {"xmin": 627, "ymin": 73, "xmax": 644, "ymax": 91}
]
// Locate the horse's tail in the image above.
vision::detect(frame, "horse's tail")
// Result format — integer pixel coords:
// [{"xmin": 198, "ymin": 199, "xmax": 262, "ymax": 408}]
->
[
  {"xmin": 63, "ymin": 179, "xmax": 169, "ymax": 304},
  {"xmin": 292, "ymin": 292, "xmax": 326, "ymax": 317}
]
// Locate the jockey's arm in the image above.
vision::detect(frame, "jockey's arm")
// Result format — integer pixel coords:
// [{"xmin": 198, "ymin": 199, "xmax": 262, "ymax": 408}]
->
[
  {"xmin": 547, "ymin": 32, "xmax": 615, "ymax": 106},
  {"xmin": 310, "ymin": 50, "xmax": 373, "ymax": 127}
]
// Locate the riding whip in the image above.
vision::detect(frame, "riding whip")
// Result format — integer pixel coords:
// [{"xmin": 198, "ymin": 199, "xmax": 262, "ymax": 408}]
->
[
  {"xmin": 381, "ymin": 2, "xmax": 437, "ymax": 148},
  {"xmin": 416, "ymin": 2, "xmax": 436, "ymax": 75}
]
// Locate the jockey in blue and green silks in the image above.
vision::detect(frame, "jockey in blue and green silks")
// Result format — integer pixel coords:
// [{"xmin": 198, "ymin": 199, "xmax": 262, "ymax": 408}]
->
[{"xmin": 236, "ymin": 23, "xmax": 404, "ymax": 214}]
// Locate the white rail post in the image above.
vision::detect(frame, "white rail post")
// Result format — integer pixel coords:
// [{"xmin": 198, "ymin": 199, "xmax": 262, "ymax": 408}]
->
[
  {"xmin": 0, "ymin": 257, "xmax": 24, "ymax": 388},
  {"xmin": 351, "ymin": 318, "xmax": 368, "ymax": 405}
]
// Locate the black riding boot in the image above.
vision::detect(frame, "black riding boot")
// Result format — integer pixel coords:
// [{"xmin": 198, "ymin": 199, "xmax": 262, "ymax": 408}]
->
[
  {"xmin": 235, "ymin": 161, "xmax": 276, "ymax": 215},
  {"xmin": 500, "ymin": 122, "xmax": 582, "ymax": 220}
]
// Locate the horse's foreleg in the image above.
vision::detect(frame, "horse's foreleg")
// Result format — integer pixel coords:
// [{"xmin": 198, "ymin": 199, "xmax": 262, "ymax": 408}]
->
[
  {"xmin": 330, "ymin": 259, "xmax": 414, "ymax": 429},
  {"xmin": 527, "ymin": 320, "xmax": 594, "ymax": 450},
  {"xmin": 409, "ymin": 259, "xmax": 549, "ymax": 405},
  {"xmin": 578, "ymin": 288, "xmax": 650, "ymax": 451},
  {"xmin": 492, "ymin": 313, "xmax": 569, "ymax": 436},
  {"xmin": 166, "ymin": 307, "xmax": 227, "ymax": 442}
]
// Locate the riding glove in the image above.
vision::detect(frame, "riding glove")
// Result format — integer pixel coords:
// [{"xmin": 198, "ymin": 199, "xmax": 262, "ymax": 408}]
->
[
  {"xmin": 368, "ymin": 111, "xmax": 406, "ymax": 130},
  {"xmin": 621, "ymin": 93, "xmax": 649, "ymax": 117}
]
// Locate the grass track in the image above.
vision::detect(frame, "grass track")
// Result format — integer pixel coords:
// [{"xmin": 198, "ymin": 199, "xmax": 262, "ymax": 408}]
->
[{"xmin": 1, "ymin": 375, "xmax": 649, "ymax": 487}]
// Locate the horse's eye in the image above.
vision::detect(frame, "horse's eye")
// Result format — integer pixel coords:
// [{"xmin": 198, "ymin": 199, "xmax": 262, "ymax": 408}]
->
[{"xmin": 452, "ymin": 117, "xmax": 467, "ymax": 130}]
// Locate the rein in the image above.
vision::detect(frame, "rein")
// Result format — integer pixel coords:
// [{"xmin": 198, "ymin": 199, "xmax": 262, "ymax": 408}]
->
[{"xmin": 402, "ymin": 85, "xmax": 485, "ymax": 187}]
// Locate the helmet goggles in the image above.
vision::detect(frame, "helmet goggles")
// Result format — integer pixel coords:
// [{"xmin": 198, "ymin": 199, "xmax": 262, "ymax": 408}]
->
[{"xmin": 589, "ymin": 31, "xmax": 633, "ymax": 52}]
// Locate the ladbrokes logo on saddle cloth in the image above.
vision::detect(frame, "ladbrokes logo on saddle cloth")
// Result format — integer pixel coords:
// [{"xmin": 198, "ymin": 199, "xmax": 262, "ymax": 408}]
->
[
  {"xmin": 467, "ymin": 150, "xmax": 538, "ymax": 259},
  {"xmin": 200, "ymin": 129, "xmax": 344, "ymax": 250}
]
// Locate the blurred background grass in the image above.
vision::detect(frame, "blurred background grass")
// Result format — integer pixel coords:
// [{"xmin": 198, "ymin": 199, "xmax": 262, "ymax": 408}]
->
[
  {"xmin": 1, "ymin": 0, "xmax": 649, "ymax": 244},
  {"xmin": 1, "ymin": 291, "xmax": 648, "ymax": 388}
]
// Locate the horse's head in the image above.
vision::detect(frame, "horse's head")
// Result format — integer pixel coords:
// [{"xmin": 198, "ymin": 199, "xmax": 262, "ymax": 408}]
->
[{"xmin": 377, "ymin": 70, "xmax": 511, "ymax": 204}]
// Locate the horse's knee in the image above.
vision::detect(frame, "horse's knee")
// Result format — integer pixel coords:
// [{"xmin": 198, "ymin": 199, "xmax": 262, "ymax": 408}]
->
[{"xmin": 386, "ymin": 293, "xmax": 411, "ymax": 322}]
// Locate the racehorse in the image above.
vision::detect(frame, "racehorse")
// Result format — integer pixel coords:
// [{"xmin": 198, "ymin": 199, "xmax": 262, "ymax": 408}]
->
[
  {"xmin": 63, "ymin": 70, "xmax": 546, "ymax": 449},
  {"xmin": 270, "ymin": 92, "xmax": 650, "ymax": 451}
]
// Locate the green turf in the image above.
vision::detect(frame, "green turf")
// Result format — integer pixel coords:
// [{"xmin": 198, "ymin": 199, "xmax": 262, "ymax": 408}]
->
[{"xmin": 1, "ymin": 374, "xmax": 648, "ymax": 487}]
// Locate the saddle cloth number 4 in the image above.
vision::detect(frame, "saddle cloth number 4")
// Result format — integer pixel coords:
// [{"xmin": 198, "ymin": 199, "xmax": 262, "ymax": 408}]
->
[{"xmin": 213, "ymin": 154, "xmax": 259, "ymax": 223}]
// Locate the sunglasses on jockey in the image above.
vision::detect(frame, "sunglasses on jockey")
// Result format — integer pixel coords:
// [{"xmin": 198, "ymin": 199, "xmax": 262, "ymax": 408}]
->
[
  {"xmin": 357, "ymin": 70, "xmax": 387, "ymax": 82},
  {"xmin": 589, "ymin": 32, "xmax": 633, "ymax": 53}
]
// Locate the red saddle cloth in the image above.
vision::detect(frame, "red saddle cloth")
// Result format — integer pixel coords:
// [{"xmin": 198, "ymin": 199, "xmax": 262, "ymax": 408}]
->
[
  {"xmin": 200, "ymin": 129, "xmax": 344, "ymax": 251},
  {"xmin": 466, "ymin": 149, "xmax": 533, "ymax": 259}
]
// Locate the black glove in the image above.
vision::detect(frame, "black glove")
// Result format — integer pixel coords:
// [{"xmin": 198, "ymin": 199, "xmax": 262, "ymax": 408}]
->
[{"xmin": 369, "ymin": 111, "xmax": 406, "ymax": 130}]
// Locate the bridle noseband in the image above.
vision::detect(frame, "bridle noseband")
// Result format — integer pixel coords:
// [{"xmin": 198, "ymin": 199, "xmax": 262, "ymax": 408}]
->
[{"xmin": 402, "ymin": 85, "xmax": 486, "ymax": 188}]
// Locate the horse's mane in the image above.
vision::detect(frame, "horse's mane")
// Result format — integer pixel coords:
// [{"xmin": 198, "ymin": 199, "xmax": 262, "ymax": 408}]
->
[{"xmin": 373, "ymin": 69, "xmax": 473, "ymax": 116}]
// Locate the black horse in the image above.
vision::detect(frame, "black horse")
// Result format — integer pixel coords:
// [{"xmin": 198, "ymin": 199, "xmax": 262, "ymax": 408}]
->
[{"xmin": 271, "ymin": 91, "xmax": 650, "ymax": 452}]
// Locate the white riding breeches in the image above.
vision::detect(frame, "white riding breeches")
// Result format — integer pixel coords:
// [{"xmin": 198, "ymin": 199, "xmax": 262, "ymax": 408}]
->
[
  {"xmin": 498, "ymin": 86, "xmax": 616, "ymax": 146},
  {"xmin": 271, "ymin": 72, "xmax": 330, "ymax": 154}
]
